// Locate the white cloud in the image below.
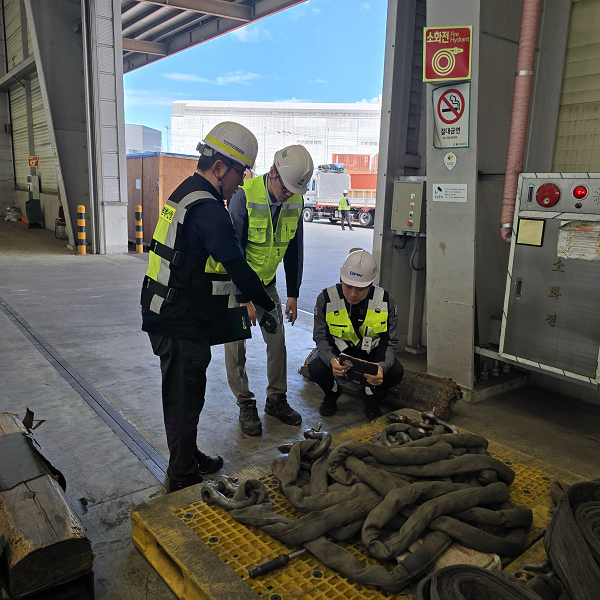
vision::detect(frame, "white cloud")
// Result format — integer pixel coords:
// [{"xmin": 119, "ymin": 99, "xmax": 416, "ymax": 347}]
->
[
  {"xmin": 360, "ymin": 3, "xmax": 371, "ymax": 10},
  {"xmin": 162, "ymin": 72, "xmax": 211, "ymax": 83},
  {"xmin": 161, "ymin": 70, "xmax": 260, "ymax": 86},
  {"xmin": 277, "ymin": 97, "xmax": 312, "ymax": 103},
  {"xmin": 124, "ymin": 90, "xmax": 178, "ymax": 107},
  {"xmin": 310, "ymin": 78, "xmax": 328, "ymax": 84},
  {"xmin": 215, "ymin": 71, "xmax": 261, "ymax": 85},
  {"xmin": 312, "ymin": 8, "xmax": 321, "ymax": 13},
  {"xmin": 231, "ymin": 25, "xmax": 272, "ymax": 43},
  {"xmin": 356, "ymin": 96, "xmax": 380, "ymax": 104}
]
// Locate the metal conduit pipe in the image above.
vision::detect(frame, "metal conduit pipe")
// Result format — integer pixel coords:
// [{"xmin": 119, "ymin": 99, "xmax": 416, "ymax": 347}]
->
[{"xmin": 500, "ymin": 0, "xmax": 542, "ymax": 243}]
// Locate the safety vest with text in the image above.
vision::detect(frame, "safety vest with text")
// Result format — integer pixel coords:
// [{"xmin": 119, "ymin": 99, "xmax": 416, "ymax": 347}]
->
[
  {"xmin": 339, "ymin": 196, "xmax": 350, "ymax": 210},
  {"xmin": 324, "ymin": 284, "xmax": 388, "ymax": 354},
  {"xmin": 244, "ymin": 175, "xmax": 303, "ymax": 284},
  {"xmin": 141, "ymin": 190, "xmax": 233, "ymax": 322}
]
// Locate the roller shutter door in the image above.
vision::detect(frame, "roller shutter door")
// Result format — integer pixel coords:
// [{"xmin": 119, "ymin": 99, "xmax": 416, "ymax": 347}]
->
[
  {"xmin": 31, "ymin": 74, "xmax": 56, "ymax": 192},
  {"xmin": 9, "ymin": 83, "xmax": 27, "ymax": 189},
  {"xmin": 553, "ymin": 0, "xmax": 600, "ymax": 171},
  {"xmin": 3, "ymin": 0, "xmax": 23, "ymax": 69}
]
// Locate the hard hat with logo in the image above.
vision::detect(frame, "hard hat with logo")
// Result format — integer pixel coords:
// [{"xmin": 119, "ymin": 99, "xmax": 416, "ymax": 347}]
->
[
  {"xmin": 196, "ymin": 122, "xmax": 258, "ymax": 170},
  {"xmin": 273, "ymin": 145, "xmax": 314, "ymax": 195},
  {"xmin": 340, "ymin": 250, "xmax": 378, "ymax": 286}
]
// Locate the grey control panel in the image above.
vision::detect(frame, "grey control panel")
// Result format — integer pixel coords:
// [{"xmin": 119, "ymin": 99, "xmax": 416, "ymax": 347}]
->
[{"xmin": 391, "ymin": 181, "xmax": 425, "ymax": 232}]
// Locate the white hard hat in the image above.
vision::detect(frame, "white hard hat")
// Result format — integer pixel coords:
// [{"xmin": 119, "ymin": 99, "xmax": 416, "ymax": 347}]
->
[
  {"xmin": 343, "ymin": 190, "xmax": 349, "ymax": 194},
  {"xmin": 196, "ymin": 121, "xmax": 258, "ymax": 169},
  {"xmin": 273, "ymin": 145, "xmax": 314, "ymax": 195},
  {"xmin": 340, "ymin": 250, "xmax": 378, "ymax": 286}
]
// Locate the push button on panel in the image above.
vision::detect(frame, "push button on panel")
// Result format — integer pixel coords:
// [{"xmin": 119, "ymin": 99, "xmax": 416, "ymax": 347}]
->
[
  {"xmin": 535, "ymin": 183, "xmax": 560, "ymax": 208},
  {"xmin": 407, "ymin": 220, "xmax": 413, "ymax": 227}
]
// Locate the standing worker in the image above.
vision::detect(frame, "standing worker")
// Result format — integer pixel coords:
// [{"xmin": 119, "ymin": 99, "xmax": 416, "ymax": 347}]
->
[
  {"xmin": 225, "ymin": 145, "xmax": 314, "ymax": 435},
  {"xmin": 308, "ymin": 250, "xmax": 404, "ymax": 419},
  {"xmin": 141, "ymin": 122, "xmax": 279, "ymax": 493},
  {"xmin": 339, "ymin": 190, "xmax": 354, "ymax": 231}
]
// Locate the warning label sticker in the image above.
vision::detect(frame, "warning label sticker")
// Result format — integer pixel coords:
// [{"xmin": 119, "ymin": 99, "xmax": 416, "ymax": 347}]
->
[
  {"xmin": 557, "ymin": 221, "xmax": 600, "ymax": 260},
  {"xmin": 433, "ymin": 82, "xmax": 470, "ymax": 149}
]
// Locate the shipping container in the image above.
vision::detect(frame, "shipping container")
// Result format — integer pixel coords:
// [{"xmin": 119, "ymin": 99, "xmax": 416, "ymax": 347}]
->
[
  {"xmin": 371, "ymin": 154, "xmax": 379, "ymax": 173},
  {"xmin": 331, "ymin": 153, "xmax": 371, "ymax": 172},
  {"xmin": 127, "ymin": 153, "xmax": 198, "ymax": 245},
  {"xmin": 350, "ymin": 173, "xmax": 378, "ymax": 190}
]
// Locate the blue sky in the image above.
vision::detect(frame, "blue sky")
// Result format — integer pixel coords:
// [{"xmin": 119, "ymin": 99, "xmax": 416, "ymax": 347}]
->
[{"xmin": 123, "ymin": 0, "xmax": 388, "ymax": 136}]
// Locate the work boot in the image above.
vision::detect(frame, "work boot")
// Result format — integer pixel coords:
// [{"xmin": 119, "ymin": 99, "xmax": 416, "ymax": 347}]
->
[
  {"xmin": 265, "ymin": 396, "xmax": 302, "ymax": 426},
  {"xmin": 193, "ymin": 450, "xmax": 224, "ymax": 474},
  {"xmin": 167, "ymin": 473, "xmax": 203, "ymax": 494},
  {"xmin": 239, "ymin": 402, "xmax": 262, "ymax": 436},
  {"xmin": 362, "ymin": 387, "xmax": 382, "ymax": 420},
  {"xmin": 319, "ymin": 387, "xmax": 342, "ymax": 416}
]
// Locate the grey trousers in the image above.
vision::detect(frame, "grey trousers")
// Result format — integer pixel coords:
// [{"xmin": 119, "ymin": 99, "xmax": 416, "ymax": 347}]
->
[{"xmin": 224, "ymin": 283, "xmax": 287, "ymax": 405}]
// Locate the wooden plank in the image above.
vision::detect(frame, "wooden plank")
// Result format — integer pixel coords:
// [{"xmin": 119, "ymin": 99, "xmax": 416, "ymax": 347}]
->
[
  {"xmin": 143, "ymin": 155, "xmax": 161, "ymax": 245},
  {"xmin": 0, "ymin": 413, "xmax": 93, "ymax": 598},
  {"xmin": 127, "ymin": 157, "xmax": 142, "ymax": 243}
]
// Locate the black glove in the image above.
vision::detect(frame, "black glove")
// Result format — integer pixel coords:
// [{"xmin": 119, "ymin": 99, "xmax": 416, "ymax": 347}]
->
[{"xmin": 259, "ymin": 307, "xmax": 279, "ymax": 335}]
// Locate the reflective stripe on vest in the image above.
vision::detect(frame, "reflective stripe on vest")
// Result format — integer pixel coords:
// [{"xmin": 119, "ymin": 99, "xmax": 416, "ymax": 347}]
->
[
  {"xmin": 244, "ymin": 175, "xmax": 302, "ymax": 284},
  {"xmin": 324, "ymin": 285, "xmax": 388, "ymax": 354},
  {"xmin": 145, "ymin": 191, "xmax": 228, "ymax": 313},
  {"xmin": 339, "ymin": 196, "xmax": 350, "ymax": 210}
]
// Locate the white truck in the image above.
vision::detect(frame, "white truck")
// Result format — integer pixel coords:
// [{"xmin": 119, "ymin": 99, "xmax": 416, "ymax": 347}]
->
[{"xmin": 302, "ymin": 165, "xmax": 376, "ymax": 227}]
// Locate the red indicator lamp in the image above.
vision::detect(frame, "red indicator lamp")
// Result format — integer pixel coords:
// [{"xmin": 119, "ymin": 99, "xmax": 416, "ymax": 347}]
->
[{"xmin": 573, "ymin": 184, "xmax": 588, "ymax": 200}]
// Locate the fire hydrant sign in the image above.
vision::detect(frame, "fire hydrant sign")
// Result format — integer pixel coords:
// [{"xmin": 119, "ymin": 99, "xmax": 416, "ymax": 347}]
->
[
  {"xmin": 28, "ymin": 155, "xmax": 38, "ymax": 167},
  {"xmin": 433, "ymin": 82, "xmax": 470, "ymax": 149},
  {"xmin": 423, "ymin": 26, "xmax": 472, "ymax": 82}
]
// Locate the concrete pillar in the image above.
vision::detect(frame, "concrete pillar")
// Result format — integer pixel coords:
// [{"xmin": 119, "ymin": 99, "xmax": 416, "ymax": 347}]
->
[
  {"xmin": 425, "ymin": 1, "xmax": 481, "ymax": 388},
  {"xmin": 373, "ymin": 0, "xmax": 427, "ymax": 349}
]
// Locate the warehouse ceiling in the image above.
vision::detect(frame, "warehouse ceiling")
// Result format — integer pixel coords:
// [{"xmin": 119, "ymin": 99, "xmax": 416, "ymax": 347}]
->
[{"xmin": 121, "ymin": 0, "xmax": 306, "ymax": 73}]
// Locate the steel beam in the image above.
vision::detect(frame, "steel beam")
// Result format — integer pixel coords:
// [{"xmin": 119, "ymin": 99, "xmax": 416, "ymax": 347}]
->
[
  {"xmin": 142, "ymin": 0, "xmax": 251, "ymax": 21},
  {"xmin": 122, "ymin": 37, "xmax": 168, "ymax": 54},
  {"xmin": 0, "ymin": 55, "xmax": 35, "ymax": 91}
]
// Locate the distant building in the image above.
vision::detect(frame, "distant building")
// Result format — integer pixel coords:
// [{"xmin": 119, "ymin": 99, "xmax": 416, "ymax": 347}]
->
[
  {"xmin": 125, "ymin": 124, "xmax": 162, "ymax": 156},
  {"xmin": 171, "ymin": 100, "xmax": 381, "ymax": 174}
]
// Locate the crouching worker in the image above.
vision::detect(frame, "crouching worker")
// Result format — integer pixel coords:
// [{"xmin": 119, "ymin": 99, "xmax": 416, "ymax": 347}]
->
[{"xmin": 308, "ymin": 250, "xmax": 404, "ymax": 420}]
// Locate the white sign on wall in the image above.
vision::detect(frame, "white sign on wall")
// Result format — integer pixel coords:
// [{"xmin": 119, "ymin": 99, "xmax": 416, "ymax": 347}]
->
[
  {"xmin": 433, "ymin": 82, "xmax": 470, "ymax": 149},
  {"xmin": 432, "ymin": 183, "xmax": 467, "ymax": 202}
]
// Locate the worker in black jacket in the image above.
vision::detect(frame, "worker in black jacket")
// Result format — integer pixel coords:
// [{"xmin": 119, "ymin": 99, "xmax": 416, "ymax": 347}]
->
[{"xmin": 141, "ymin": 122, "xmax": 279, "ymax": 492}]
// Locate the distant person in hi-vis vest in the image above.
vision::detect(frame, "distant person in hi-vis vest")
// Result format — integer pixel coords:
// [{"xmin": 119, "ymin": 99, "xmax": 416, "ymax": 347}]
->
[
  {"xmin": 225, "ymin": 145, "xmax": 314, "ymax": 435},
  {"xmin": 141, "ymin": 122, "xmax": 279, "ymax": 493},
  {"xmin": 309, "ymin": 250, "xmax": 404, "ymax": 420},
  {"xmin": 338, "ymin": 190, "xmax": 353, "ymax": 230}
]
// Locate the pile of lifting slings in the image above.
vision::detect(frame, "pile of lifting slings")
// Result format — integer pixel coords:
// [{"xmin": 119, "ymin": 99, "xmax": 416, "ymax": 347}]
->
[{"xmin": 200, "ymin": 413, "xmax": 600, "ymax": 598}]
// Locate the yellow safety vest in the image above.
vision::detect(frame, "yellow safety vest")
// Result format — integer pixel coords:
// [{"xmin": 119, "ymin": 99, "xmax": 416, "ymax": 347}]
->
[
  {"xmin": 244, "ymin": 175, "xmax": 303, "ymax": 284},
  {"xmin": 324, "ymin": 284, "xmax": 388, "ymax": 354},
  {"xmin": 142, "ymin": 191, "xmax": 233, "ymax": 319},
  {"xmin": 339, "ymin": 196, "xmax": 350, "ymax": 210}
]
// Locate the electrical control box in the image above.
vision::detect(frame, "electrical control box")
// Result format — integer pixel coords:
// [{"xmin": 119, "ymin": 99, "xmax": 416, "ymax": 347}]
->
[{"xmin": 391, "ymin": 181, "xmax": 425, "ymax": 232}]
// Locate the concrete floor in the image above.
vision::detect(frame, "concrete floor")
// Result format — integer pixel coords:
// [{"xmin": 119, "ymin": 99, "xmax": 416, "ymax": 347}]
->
[{"xmin": 1, "ymin": 218, "xmax": 599, "ymax": 599}]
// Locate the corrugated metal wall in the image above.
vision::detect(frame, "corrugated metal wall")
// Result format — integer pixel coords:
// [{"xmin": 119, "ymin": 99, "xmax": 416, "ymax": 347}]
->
[
  {"xmin": 9, "ymin": 83, "xmax": 27, "ymax": 188},
  {"xmin": 4, "ymin": 0, "xmax": 22, "ymax": 68},
  {"xmin": 31, "ymin": 75, "xmax": 55, "ymax": 192},
  {"xmin": 553, "ymin": 0, "xmax": 600, "ymax": 171}
]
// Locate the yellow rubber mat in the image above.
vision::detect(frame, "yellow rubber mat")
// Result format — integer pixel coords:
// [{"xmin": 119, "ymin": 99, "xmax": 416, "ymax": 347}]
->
[{"xmin": 132, "ymin": 415, "xmax": 586, "ymax": 600}]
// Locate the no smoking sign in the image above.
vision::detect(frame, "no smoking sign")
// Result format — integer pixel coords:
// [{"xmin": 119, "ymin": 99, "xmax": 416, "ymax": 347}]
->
[{"xmin": 433, "ymin": 82, "xmax": 470, "ymax": 149}]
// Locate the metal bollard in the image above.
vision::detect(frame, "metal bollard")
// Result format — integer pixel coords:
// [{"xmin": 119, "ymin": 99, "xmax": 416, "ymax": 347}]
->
[
  {"xmin": 135, "ymin": 204, "xmax": 143, "ymax": 253},
  {"xmin": 77, "ymin": 204, "xmax": 86, "ymax": 255}
]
